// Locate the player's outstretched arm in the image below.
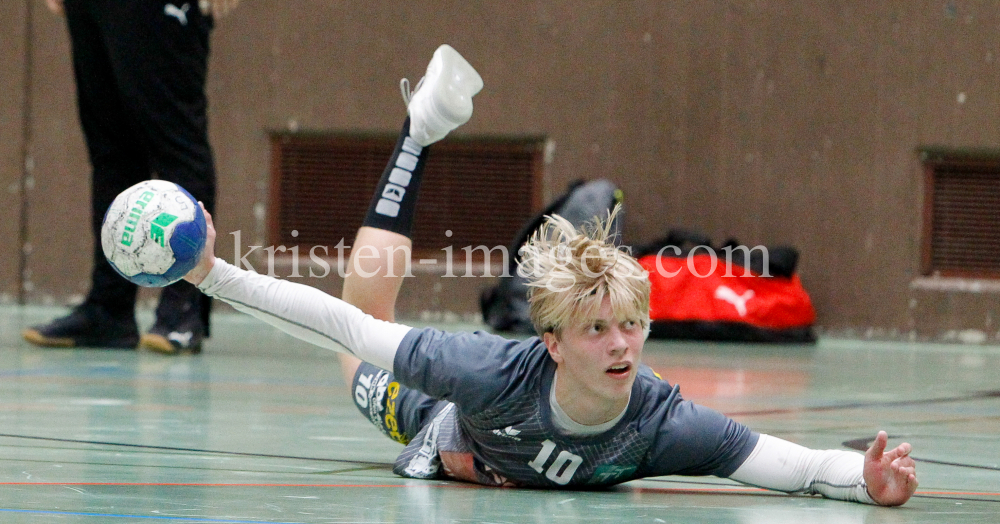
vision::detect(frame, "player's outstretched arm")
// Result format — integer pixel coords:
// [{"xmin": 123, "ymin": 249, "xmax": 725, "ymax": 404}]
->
[
  {"xmin": 864, "ymin": 431, "xmax": 918, "ymax": 506},
  {"xmin": 184, "ymin": 204, "xmax": 411, "ymax": 370},
  {"xmin": 728, "ymin": 432, "xmax": 916, "ymax": 506}
]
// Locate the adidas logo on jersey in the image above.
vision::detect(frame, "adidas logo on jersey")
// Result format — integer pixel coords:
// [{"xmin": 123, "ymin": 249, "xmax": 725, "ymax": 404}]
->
[
  {"xmin": 375, "ymin": 137, "xmax": 423, "ymax": 218},
  {"xmin": 492, "ymin": 426, "xmax": 521, "ymax": 441}
]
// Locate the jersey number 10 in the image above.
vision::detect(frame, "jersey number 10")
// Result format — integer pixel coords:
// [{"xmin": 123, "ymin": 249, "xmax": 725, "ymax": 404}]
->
[{"xmin": 528, "ymin": 439, "xmax": 583, "ymax": 485}]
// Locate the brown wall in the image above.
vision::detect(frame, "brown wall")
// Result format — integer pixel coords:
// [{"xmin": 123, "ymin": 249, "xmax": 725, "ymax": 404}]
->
[
  {"xmin": 5, "ymin": 0, "xmax": 1000, "ymax": 341},
  {"xmin": 1, "ymin": 1, "xmax": 29, "ymax": 305}
]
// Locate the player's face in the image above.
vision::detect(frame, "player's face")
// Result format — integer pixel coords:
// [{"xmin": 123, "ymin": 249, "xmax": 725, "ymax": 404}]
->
[{"xmin": 545, "ymin": 296, "xmax": 645, "ymax": 416}]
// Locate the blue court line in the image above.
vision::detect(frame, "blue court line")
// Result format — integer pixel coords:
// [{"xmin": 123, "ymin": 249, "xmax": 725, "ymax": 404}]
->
[{"xmin": 0, "ymin": 507, "xmax": 304, "ymax": 523}]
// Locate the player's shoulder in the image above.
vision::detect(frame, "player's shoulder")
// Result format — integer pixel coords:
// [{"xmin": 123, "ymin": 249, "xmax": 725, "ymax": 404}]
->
[
  {"xmin": 395, "ymin": 327, "xmax": 552, "ymax": 408},
  {"xmin": 401, "ymin": 326, "xmax": 549, "ymax": 365},
  {"xmin": 403, "ymin": 325, "xmax": 543, "ymax": 348},
  {"xmin": 634, "ymin": 364, "xmax": 675, "ymax": 392},
  {"xmin": 628, "ymin": 365, "xmax": 684, "ymax": 422}
]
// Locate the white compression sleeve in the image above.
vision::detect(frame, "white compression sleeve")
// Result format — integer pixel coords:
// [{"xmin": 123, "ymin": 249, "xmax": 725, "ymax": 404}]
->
[
  {"xmin": 197, "ymin": 258, "xmax": 412, "ymax": 371},
  {"xmin": 728, "ymin": 434, "xmax": 876, "ymax": 505}
]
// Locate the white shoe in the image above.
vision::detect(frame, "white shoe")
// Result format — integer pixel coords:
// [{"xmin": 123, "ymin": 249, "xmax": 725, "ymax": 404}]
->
[{"xmin": 402, "ymin": 45, "xmax": 483, "ymax": 146}]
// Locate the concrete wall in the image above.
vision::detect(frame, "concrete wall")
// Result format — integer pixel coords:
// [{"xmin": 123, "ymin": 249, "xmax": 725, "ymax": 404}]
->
[{"xmin": 5, "ymin": 0, "xmax": 999, "ymax": 341}]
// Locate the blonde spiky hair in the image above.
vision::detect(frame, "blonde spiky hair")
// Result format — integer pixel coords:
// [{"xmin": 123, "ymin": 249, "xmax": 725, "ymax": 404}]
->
[{"xmin": 517, "ymin": 205, "xmax": 650, "ymax": 336}]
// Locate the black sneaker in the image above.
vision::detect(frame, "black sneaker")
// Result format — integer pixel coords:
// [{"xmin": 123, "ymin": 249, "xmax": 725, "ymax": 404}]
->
[
  {"xmin": 22, "ymin": 304, "xmax": 139, "ymax": 349},
  {"xmin": 139, "ymin": 283, "xmax": 205, "ymax": 355}
]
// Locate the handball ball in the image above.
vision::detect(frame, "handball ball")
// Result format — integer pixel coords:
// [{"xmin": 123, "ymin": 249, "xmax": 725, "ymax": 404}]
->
[{"xmin": 100, "ymin": 180, "xmax": 207, "ymax": 287}]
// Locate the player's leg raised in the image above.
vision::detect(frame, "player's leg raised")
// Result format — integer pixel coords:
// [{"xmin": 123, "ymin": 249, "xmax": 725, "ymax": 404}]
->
[{"xmin": 338, "ymin": 44, "xmax": 483, "ymax": 382}]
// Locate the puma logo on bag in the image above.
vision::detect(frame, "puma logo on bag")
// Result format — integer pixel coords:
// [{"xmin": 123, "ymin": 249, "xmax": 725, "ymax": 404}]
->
[
  {"xmin": 714, "ymin": 285, "xmax": 755, "ymax": 317},
  {"xmin": 164, "ymin": 3, "xmax": 190, "ymax": 25}
]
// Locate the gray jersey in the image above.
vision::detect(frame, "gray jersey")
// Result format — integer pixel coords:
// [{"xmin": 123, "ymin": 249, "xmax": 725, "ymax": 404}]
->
[{"xmin": 389, "ymin": 327, "xmax": 758, "ymax": 488}]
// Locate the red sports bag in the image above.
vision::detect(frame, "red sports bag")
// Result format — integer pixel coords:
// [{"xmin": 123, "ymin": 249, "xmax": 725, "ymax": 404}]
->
[{"xmin": 635, "ymin": 232, "xmax": 816, "ymax": 343}]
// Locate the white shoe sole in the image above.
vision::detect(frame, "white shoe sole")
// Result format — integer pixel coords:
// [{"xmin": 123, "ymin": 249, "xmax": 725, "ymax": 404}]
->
[{"xmin": 408, "ymin": 45, "xmax": 483, "ymax": 146}]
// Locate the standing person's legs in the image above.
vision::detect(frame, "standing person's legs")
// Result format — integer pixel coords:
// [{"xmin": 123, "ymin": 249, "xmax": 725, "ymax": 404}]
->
[
  {"xmin": 100, "ymin": 0, "xmax": 218, "ymax": 354},
  {"xmin": 23, "ymin": 0, "xmax": 149, "ymax": 348}
]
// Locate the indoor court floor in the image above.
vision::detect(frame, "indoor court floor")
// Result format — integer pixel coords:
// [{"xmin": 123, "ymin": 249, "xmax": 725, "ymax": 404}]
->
[{"xmin": 1, "ymin": 305, "xmax": 998, "ymax": 523}]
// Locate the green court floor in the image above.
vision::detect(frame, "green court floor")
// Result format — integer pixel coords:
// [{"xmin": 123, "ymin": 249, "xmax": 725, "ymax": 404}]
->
[{"xmin": 1, "ymin": 305, "xmax": 998, "ymax": 523}]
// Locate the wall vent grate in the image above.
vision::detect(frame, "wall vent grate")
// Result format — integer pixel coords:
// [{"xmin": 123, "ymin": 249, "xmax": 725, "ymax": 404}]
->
[
  {"xmin": 269, "ymin": 133, "xmax": 544, "ymax": 257},
  {"xmin": 922, "ymin": 153, "xmax": 1000, "ymax": 278}
]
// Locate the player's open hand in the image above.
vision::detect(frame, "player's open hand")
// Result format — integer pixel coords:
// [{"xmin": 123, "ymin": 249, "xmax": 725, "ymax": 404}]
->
[
  {"xmin": 864, "ymin": 431, "xmax": 918, "ymax": 506},
  {"xmin": 184, "ymin": 202, "xmax": 217, "ymax": 286}
]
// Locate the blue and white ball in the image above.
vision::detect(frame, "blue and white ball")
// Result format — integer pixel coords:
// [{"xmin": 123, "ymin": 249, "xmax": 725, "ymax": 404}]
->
[{"xmin": 100, "ymin": 180, "xmax": 207, "ymax": 287}]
